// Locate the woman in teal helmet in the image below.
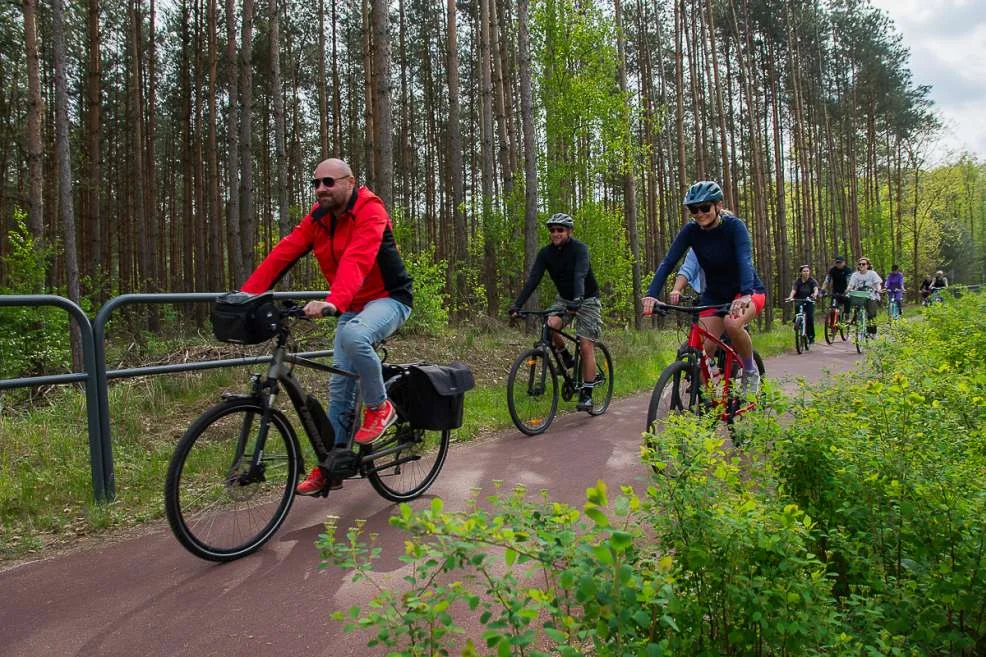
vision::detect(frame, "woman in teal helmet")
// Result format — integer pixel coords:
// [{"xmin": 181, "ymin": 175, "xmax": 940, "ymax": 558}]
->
[{"xmin": 643, "ymin": 181, "xmax": 767, "ymax": 397}]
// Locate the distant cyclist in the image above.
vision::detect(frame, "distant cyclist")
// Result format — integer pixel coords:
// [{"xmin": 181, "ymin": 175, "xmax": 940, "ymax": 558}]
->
[
  {"xmin": 920, "ymin": 274, "xmax": 934, "ymax": 303},
  {"xmin": 509, "ymin": 213, "xmax": 602, "ymax": 411},
  {"xmin": 847, "ymin": 256, "xmax": 883, "ymax": 335},
  {"xmin": 785, "ymin": 265, "xmax": 820, "ymax": 344},
  {"xmin": 885, "ymin": 264, "xmax": 905, "ymax": 316},
  {"xmin": 642, "ymin": 181, "xmax": 766, "ymax": 397},
  {"xmin": 933, "ymin": 270, "xmax": 949, "ymax": 289},
  {"xmin": 822, "ymin": 255, "xmax": 852, "ymax": 318}
]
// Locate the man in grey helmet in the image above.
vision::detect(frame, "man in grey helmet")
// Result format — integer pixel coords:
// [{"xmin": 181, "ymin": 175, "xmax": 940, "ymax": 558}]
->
[{"xmin": 509, "ymin": 213, "xmax": 603, "ymax": 412}]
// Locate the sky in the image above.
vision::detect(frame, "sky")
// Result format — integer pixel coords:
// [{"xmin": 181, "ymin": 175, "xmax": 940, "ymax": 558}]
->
[{"xmin": 867, "ymin": 0, "xmax": 986, "ymax": 163}]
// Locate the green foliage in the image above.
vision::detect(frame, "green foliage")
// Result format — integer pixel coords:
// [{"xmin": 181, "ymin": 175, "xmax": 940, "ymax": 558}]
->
[
  {"xmin": 401, "ymin": 248, "xmax": 450, "ymax": 335},
  {"xmin": 775, "ymin": 292, "xmax": 986, "ymax": 653},
  {"xmin": 0, "ymin": 216, "xmax": 70, "ymax": 380},
  {"xmin": 321, "ymin": 293, "xmax": 986, "ymax": 655}
]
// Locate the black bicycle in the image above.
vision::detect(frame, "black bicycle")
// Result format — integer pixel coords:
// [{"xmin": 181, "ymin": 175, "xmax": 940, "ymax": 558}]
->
[
  {"xmin": 164, "ymin": 295, "xmax": 471, "ymax": 561},
  {"xmin": 506, "ymin": 309, "xmax": 614, "ymax": 435}
]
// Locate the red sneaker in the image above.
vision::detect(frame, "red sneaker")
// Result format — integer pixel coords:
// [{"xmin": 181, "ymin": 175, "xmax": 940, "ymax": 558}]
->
[
  {"xmin": 295, "ymin": 467, "xmax": 327, "ymax": 496},
  {"xmin": 354, "ymin": 400, "xmax": 397, "ymax": 445}
]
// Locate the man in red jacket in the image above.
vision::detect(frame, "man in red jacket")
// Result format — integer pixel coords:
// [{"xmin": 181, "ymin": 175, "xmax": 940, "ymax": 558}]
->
[{"xmin": 241, "ymin": 158, "xmax": 413, "ymax": 495}]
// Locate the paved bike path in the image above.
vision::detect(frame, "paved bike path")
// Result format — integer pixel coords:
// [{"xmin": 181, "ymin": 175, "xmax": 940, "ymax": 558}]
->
[{"xmin": 0, "ymin": 340, "xmax": 862, "ymax": 657}]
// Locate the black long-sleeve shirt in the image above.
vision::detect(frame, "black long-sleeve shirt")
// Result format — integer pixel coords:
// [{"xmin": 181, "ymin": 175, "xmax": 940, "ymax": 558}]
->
[{"xmin": 513, "ymin": 238, "xmax": 599, "ymax": 307}]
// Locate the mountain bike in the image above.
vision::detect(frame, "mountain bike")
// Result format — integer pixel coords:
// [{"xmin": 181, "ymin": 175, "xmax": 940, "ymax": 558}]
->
[
  {"xmin": 885, "ymin": 289, "xmax": 904, "ymax": 321},
  {"xmin": 786, "ymin": 298, "xmax": 811, "ymax": 354},
  {"xmin": 164, "ymin": 297, "xmax": 471, "ymax": 562},
  {"xmin": 847, "ymin": 290, "xmax": 872, "ymax": 354},
  {"xmin": 644, "ymin": 301, "xmax": 766, "ymax": 435},
  {"xmin": 823, "ymin": 292, "xmax": 849, "ymax": 344},
  {"xmin": 506, "ymin": 309, "xmax": 614, "ymax": 435}
]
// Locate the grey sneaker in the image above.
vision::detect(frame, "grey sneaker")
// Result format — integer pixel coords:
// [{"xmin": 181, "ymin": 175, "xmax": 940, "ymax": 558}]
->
[{"xmin": 741, "ymin": 369, "xmax": 761, "ymax": 399}]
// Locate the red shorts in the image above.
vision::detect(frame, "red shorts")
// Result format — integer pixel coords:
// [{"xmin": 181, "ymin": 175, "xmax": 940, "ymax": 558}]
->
[{"xmin": 699, "ymin": 292, "xmax": 767, "ymax": 318}]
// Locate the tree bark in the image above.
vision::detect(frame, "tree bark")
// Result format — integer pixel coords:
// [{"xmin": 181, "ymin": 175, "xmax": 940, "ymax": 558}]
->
[
  {"xmin": 371, "ymin": 0, "xmax": 393, "ymax": 208},
  {"xmin": 53, "ymin": 0, "xmax": 83, "ymax": 367},
  {"xmin": 23, "ymin": 0, "xmax": 44, "ymax": 246}
]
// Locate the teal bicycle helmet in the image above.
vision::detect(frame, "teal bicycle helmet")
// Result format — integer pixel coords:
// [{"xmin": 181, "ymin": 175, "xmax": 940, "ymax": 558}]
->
[{"xmin": 683, "ymin": 181, "xmax": 724, "ymax": 206}]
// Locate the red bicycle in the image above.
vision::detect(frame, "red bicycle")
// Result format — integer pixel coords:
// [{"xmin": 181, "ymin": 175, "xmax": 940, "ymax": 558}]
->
[
  {"xmin": 823, "ymin": 292, "xmax": 849, "ymax": 344},
  {"xmin": 644, "ymin": 300, "xmax": 765, "ymax": 434}
]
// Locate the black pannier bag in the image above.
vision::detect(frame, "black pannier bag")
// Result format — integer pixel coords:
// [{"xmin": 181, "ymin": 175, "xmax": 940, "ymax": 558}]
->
[
  {"xmin": 212, "ymin": 291, "xmax": 282, "ymax": 344},
  {"xmin": 387, "ymin": 361, "xmax": 476, "ymax": 431}
]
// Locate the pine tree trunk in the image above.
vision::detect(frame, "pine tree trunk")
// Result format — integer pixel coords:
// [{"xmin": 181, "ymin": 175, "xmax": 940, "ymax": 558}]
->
[
  {"xmin": 371, "ymin": 0, "xmax": 393, "ymax": 208},
  {"xmin": 53, "ymin": 0, "xmax": 83, "ymax": 368},
  {"xmin": 23, "ymin": 0, "xmax": 44, "ymax": 247},
  {"xmin": 518, "ymin": 0, "xmax": 538, "ymax": 312}
]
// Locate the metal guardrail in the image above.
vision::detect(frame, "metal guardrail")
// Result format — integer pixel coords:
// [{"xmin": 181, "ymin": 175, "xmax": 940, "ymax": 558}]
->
[
  {"xmin": 1, "ymin": 291, "xmax": 330, "ymax": 502},
  {"xmin": 0, "ymin": 295, "xmax": 108, "ymax": 500}
]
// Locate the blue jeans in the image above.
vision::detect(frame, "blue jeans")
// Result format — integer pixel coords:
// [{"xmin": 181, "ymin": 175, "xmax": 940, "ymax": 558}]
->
[{"xmin": 329, "ymin": 297, "xmax": 411, "ymax": 446}]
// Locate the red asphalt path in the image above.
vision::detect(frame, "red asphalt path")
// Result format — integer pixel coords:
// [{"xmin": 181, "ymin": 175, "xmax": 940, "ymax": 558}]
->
[{"xmin": 0, "ymin": 339, "xmax": 861, "ymax": 657}]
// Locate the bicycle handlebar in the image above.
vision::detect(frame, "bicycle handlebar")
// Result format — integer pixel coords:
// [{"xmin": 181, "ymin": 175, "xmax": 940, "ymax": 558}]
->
[
  {"xmin": 511, "ymin": 309, "xmax": 568, "ymax": 318},
  {"xmin": 643, "ymin": 300, "xmax": 731, "ymax": 317}
]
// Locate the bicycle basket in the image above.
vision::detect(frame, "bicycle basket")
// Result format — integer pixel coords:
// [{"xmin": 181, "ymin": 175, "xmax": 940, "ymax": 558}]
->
[
  {"xmin": 212, "ymin": 292, "xmax": 282, "ymax": 344},
  {"xmin": 847, "ymin": 290, "xmax": 871, "ymax": 306},
  {"xmin": 387, "ymin": 361, "xmax": 476, "ymax": 431}
]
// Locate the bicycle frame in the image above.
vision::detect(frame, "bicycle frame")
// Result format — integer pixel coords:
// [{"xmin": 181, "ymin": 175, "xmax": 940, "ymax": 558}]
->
[
  {"xmin": 791, "ymin": 300, "xmax": 808, "ymax": 335},
  {"xmin": 238, "ymin": 319, "xmax": 419, "ymax": 483},
  {"xmin": 668, "ymin": 305, "xmax": 755, "ymax": 421},
  {"xmin": 530, "ymin": 312, "xmax": 588, "ymax": 392}
]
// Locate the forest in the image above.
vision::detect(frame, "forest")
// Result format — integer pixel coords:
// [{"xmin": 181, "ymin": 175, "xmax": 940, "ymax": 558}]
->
[{"xmin": 3, "ymin": 0, "xmax": 986, "ymax": 337}]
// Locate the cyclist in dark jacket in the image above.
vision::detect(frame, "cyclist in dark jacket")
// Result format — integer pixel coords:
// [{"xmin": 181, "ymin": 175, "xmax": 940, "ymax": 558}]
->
[
  {"xmin": 785, "ymin": 265, "xmax": 820, "ymax": 344},
  {"xmin": 642, "ymin": 181, "xmax": 767, "ymax": 398},
  {"xmin": 510, "ymin": 213, "xmax": 602, "ymax": 411}
]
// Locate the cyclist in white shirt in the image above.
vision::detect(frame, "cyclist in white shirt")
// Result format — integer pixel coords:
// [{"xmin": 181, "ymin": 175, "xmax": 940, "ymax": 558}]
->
[{"xmin": 847, "ymin": 256, "xmax": 883, "ymax": 335}]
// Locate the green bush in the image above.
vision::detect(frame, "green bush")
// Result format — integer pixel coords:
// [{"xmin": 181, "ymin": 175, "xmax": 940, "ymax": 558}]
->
[
  {"xmin": 0, "ymin": 216, "xmax": 70, "ymax": 380},
  {"xmin": 318, "ymin": 292, "xmax": 986, "ymax": 655},
  {"xmin": 401, "ymin": 248, "xmax": 450, "ymax": 334}
]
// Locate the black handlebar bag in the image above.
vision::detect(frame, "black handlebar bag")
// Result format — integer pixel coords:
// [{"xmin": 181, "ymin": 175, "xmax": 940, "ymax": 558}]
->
[
  {"xmin": 388, "ymin": 361, "xmax": 476, "ymax": 431},
  {"xmin": 212, "ymin": 292, "xmax": 281, "ymax": 344}
]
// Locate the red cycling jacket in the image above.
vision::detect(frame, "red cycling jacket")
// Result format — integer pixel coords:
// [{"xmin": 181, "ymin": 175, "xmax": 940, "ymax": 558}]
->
[{"xmin": 241, "ymin": 186, "xmax": 413, "ymax": 313}]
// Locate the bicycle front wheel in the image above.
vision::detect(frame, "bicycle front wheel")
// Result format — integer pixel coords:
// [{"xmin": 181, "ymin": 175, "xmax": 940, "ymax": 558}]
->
[
  {"xmin": 164, "ymin": 398, "xmax": 300, "ymax": 562},
  {"xmin": 794, "ymin": 317, "xmax": 804, "ymax": 354},
  {"xmin": 506, "ymin": 348, "xmax": 558, "ymax": 435},
  {"xmin": 585, "ymin": 341, "xmax": 614, "ymax": 416},
  {"xmin": 645, "ymin": 360, "xmax": 700, "ymax": 434},
  {"xmin": 853, "ymin": 309, "xmax": 865, "ymax": 354},
  {"xmin": 823, "ymin": 310, "xmax": 836, "ymax": 344},
  {"xmin": 367, "ymin": 421, "xmax": 450, "ymax": 502}
]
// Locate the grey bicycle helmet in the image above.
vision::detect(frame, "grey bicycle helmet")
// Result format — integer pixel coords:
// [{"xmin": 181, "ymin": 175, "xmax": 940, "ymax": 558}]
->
[
  {"xmin": 545, "ymin": 212, "xmax": 574, "ymax": 229},
  {"xmin": 682, "ymin": 181, "xmax": 724, "ymax": 206}
]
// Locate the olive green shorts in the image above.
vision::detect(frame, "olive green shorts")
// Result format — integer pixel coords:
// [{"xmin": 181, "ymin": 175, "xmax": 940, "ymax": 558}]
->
[{"xmin": 546, "ymin": 296, "xmax": 602, "ymax": 342}]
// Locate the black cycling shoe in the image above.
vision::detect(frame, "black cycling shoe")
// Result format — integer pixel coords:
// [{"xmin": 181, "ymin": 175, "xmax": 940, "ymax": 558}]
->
[{"xmin": 576, "ymin": 390, "xmax": 593, "ymax": 412}]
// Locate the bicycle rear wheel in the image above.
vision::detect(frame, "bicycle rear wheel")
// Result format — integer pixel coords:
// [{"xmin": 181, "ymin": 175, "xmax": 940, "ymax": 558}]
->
[
  {"xmin": 585, "ymin": 341, "xmax": 614, "ymax": 416},
  {"xmin": 366, "ymin": 421, "xmax": 450, "ymax": 501},
  {"xmin": 645, "ymin": 360, "xmax": 700, "ymax": 434},
  {"xmin": 165, "ymin": 398, "xmax": 300, "ymax": 562},
  {"xmin": 506, "ymin": 348, "xmax": 558, "ymax": 435},
  {"xmin": 794, "ymin": 317, "xmax": 804, "ymax": 354}
]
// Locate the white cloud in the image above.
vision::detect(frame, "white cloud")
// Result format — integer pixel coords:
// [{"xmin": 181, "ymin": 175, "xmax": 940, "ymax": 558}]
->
[{"xmin": 869, "ymin": 0, "xmax": 986, "ymax": 160}]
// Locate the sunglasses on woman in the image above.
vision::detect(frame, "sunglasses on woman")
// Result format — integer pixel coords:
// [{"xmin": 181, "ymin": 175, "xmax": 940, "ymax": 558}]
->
[{"xmin": 687, "ymin": 203, "xmax": 714, "ymax": 215}]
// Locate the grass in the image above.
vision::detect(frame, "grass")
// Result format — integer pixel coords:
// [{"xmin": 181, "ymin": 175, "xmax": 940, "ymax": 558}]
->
[{"xmin": 0, "ymin": 317, "xmax": 792, "ymax": 563}]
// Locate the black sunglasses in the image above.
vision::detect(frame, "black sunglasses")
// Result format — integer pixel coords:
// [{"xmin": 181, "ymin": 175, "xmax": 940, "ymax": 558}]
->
[
  {"xmin": 687, "ymin": 203, "xmax": 714, "ymax": 215},
  {"xmin": 548, "ymin": 226, "xmax": 568, "ymax": 234},
  {"xmin": 310, "ymin": 175, "xmax": 350, "ymax": 189}
]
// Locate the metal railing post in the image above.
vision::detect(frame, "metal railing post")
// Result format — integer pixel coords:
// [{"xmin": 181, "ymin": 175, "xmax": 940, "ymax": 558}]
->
[{"xmin": 0, "ymin": 295, "xmax": 108, "ymax": 501}]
